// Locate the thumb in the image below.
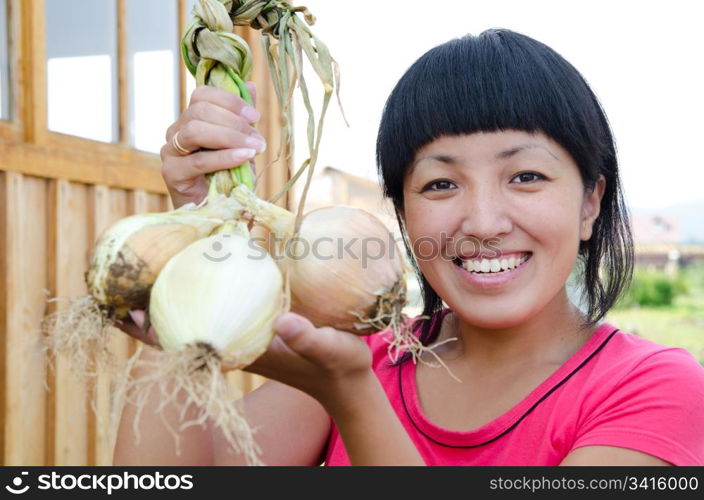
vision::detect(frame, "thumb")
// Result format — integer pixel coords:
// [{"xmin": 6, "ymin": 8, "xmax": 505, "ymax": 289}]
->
[
  {"xmin": 273, "ymin": 312, "xmax": 321, "ymax": 356},
  {"xmin": 274, "ymin": 312, "xmax": 313, "ymax": 339}
]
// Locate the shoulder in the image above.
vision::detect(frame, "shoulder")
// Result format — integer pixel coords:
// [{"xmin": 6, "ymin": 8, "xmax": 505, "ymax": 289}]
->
[
  {"xmin": 591, "ymin": 324, "xmax": 704, "ymax": 388},
  {"xmin": 571, "ymin": 323, "xmax": 704, "ymax": 465}
]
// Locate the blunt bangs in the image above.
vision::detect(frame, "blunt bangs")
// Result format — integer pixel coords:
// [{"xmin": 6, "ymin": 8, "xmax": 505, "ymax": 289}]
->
[{"xmin": 377, "ymin": 28, "xmax": 612, "ymax": 206}]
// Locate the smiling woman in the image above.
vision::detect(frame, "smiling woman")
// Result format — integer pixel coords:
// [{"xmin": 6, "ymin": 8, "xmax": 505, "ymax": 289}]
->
[
  {"xmin": 403, "ymin": 131, "xmax": 601, "ymax": 331},
  {"xmin": 114, "ymin": 28, "xmax": 704, "ymax": 467},
  {"xmin": 349, "ymin": 29, "xmax": 704, "ymax": 466}
]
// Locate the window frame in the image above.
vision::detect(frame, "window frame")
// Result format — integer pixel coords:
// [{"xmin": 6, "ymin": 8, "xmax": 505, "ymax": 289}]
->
[{"xmin": 0, "ymin": 0, "xmax": 195, "ymax": 193}]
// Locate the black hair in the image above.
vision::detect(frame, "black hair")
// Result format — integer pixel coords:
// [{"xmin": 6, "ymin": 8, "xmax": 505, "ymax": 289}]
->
[{"xmin": 376, "ymin": 29, "xmax": 633, "ymax": 361}]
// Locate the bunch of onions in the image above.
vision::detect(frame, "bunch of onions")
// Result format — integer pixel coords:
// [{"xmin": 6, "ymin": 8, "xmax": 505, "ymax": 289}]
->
[
  {"xmin": 42, "ymin": 193, "xmax": 245, "ymax": 376},
  {"xmin": 43, "ymin": 0, "xmax": 339, "ymax": 371},
  {"xmin": 116, "ymin": 193, "xmax": 415, "ymax": 465}
]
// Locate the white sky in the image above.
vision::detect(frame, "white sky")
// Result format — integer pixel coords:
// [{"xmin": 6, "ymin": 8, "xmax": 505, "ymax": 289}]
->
[{"xmin": 293, "ymin": 0, "xmax": 703, "ymax": 210}]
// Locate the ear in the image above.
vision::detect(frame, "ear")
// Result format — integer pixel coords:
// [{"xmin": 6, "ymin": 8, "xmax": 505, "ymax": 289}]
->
[{"xmin": 580, "ymin": 175, "xmax": 606, "ymax": 241}]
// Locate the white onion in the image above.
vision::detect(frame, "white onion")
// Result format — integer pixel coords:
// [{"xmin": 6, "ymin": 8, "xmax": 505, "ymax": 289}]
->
[{"xmin": 149, "ymin": 224, "xmax": 284, "ymax": 368}]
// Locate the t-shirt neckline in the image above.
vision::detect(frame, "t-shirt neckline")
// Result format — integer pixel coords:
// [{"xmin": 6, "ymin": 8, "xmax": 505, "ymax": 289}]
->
[{"xmin": 398, "ymin": 315, "xmax": 620, "ymax": 448}]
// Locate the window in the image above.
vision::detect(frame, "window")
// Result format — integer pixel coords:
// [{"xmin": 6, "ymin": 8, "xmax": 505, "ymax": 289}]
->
[
  {"xmin": 127, "ymin": 0, "xmax": 180, "ymax": 153},
  {"xmin": 45, "ymin": 0, "xmax": 118, "ymax": 142}
]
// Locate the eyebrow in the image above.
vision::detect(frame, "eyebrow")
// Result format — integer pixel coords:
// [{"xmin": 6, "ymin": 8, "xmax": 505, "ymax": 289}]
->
[
  {"xmin": 495, "ymin": 143, "xmax": 559, "ymax": 160},
  {"xmin": 409, "ymin": 154, "xmax": 459, "ymax": 175},
  {"xmin": 410, "ymin": 142, "xmax": 559, "ymax": 174}
]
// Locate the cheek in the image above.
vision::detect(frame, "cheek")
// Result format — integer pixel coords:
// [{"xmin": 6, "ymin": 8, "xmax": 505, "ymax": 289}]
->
[
  {"xmin": 402, "ymin": 203, "xmax": 454, "ymax": 281},
  {"xmin": 516, "ymin": 189, "xmax": 583, "ymax": 240},
  {"xmin": 403, "ymin": 200, "xmax": 448, "ymax": 245},
  {"xmin": 405, "ymin": 217, "xmax": 443, "ymax": 266}
]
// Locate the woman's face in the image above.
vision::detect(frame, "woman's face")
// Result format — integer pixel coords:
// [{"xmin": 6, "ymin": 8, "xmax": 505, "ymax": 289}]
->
[{"xmin": 402, "ymin": 130, "xmax": 604, "ymax": 329}]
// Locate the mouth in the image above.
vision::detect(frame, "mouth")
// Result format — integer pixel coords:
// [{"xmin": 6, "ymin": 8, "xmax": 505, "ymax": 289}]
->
[{"xmin": 452, "ymin": 252, "xmax": 532, "ymax": 275}]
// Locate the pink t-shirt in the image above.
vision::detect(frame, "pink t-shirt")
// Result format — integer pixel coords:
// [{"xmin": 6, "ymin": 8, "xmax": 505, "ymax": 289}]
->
[{"xmin": 324, "ymin": 316, "xmax": 704, "ymax": 465}]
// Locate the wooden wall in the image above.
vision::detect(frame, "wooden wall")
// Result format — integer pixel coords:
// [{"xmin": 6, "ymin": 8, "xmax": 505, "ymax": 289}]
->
[{"xmin": 0, "ymin": 0, "xmax": 288, "ymax": 465}]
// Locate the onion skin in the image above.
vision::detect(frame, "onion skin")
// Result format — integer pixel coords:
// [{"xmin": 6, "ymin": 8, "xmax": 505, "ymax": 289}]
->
[
  {"xmin": 288, "ymin": 206, "xmax": 406, "ymax": 334},
  {"xmin": 84, "ymin": 195, "xmax": 243, "ymax": 319},
  {"xmin": 86, "ymin": 220, "xmax": 212, "ymax": 318}
]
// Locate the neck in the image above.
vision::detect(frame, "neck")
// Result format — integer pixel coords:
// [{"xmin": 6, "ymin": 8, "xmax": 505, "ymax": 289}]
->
[{"xmin": 436, "ymin": 289, "xmax": 594, "ymax": 369}]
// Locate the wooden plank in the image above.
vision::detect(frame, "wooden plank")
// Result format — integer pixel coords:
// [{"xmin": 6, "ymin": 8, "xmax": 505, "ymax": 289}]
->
[
  {"xmin": 249, "ymin": 374, "xmax": 267, "ymax": 391},
  {"xmin": 117, "ymin": 0, "xmax": 127, "ymax": 145},
  {"xmin": 165, "ymin": 194, "xmax": 174, "ymax": 212},
  {"xmin": 87, "ymin": 185, "xmax": 109, "ymax": 466},
  {"xmin": 2, "ymin": 172, "xmax": 49, "ymax": 465},
  {"xmin": 45, "ymin": 131, "xmax": 147, "ymax": 161},
  {"xmin": 224, "ymin": 371, "xmax": 268, "ymax": 397},
  {"xmin": 19, "ymin": 0, "xmax": 47, "ymax": 144},
  {"xmin": 0, "ymin": 171, "xmax": 6, "ymax": 463},
  {"xmin": 226, "ymin": 371, "xmax": 251, "ymax": 396},
  {"xmin": 0, "ymin": 141, "xmax": 167, "ymax": 194},
  {"xmin": 146, "ymin": 192, "xmax": 167, "ymax": 213},
  {"xmin": 46, "ymin": 179, "xmax": 90, "ymax": 465},
  {"xmin": 0, "ymin": 0, "xmax": 24, "ymax": 142},
  {"xmin": 88, "ymin": 185, "xmax": 134, "ymax": 465},
  {"xmin": 85, "ymin": 186, "xmax": 102, "ymax": 466},
  {"xmin": 130, "ymin": 188, "xmax": 149, "ymax": 215},
  {"xmin": 105, "ymin": 188, "xmax": 132, "ymax": 465}
]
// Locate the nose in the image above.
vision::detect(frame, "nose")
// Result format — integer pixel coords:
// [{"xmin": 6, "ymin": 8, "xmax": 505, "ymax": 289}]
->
[{"xmin": 459, "ymin": 184, "xmax": 513, "ymax": 241}]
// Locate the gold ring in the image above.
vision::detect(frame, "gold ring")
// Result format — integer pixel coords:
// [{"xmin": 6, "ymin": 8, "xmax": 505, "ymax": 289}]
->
[{"xmin": 171, "ymin": 131, "xmax": 192, "ymax": 155}]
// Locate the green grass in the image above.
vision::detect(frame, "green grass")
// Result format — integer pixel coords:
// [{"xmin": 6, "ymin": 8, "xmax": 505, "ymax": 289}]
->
[{"xmin": 606, "ymin": 265, "xmax": 704, "ymax": 364}]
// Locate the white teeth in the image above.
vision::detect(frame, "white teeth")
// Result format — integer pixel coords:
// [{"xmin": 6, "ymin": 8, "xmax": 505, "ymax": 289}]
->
[{"xmin": 461, "ymin": 254, "xmax": 529, "ymax": 273}]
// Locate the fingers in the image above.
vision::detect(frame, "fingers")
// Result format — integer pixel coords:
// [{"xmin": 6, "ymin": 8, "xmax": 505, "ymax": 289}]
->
[
  {"xmin": 189, "ymin": 85, "xmax": 260, "ymax": 124},
  {"xmin": 163, "ymin": 147, "xmax": 257, "ymax": 188},
  {"xmin": 168, "ymin": 120, "xmax": 265, "ymax": 156},
  {"xmin": 166, "ymin": 98, "xmax": 261, "ymax": 145},
  {"xmin": 161, "ymin": 83, "xmax": 263, "ymax": 207},
  {"xmin": 114, "ymin": 310, "xmax": 162, "ymax": 349},
  {"xmin": 161, "ymin": 146, "xmax": 259, "ymax": 208},
  {"xmin": 164, "ymin": 85, "xmax": 264, "ymax": 158},
  {"xmin": 273, "ymin": 312, "xmax": 346, "ymax": 367}
]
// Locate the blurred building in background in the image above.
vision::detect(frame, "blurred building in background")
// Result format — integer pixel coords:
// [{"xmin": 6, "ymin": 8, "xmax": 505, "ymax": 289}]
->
[
  {"xmin": 631, "ymin": 213, "xmax": 704, "ymax": 273},
  {"xmin": 632, "ymin": 215, "xmax": 681, "ymax": 244},
  {"xmin": 295, "ymin": 166, "xmax": 397, "ymax": 232}
]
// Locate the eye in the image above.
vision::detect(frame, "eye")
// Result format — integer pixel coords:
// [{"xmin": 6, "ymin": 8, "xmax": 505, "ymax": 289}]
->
[
  {"xmin": 420, "ymin": 179, "xmax": 457, "ymax": 192},
  {"xmin": 511, "ymin": 172, "xmax": 546, "ymax": 184}
]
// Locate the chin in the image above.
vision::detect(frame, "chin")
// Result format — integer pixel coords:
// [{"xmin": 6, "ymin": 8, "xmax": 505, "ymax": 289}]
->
[{"xmin": 449, "ymin": 300, "xmax": 535, "ymax": 331}]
